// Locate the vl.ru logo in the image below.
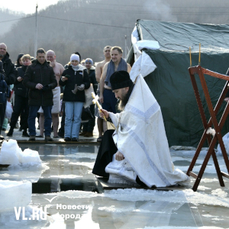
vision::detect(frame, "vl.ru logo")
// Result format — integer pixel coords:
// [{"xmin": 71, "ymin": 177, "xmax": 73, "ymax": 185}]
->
[{"xmin": 14, "ymin": 206, "xmax": 48, "ymax": 221}]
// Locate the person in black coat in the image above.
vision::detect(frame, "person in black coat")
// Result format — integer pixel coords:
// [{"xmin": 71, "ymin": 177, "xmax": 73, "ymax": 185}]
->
[
  {"xmin": 23, "ymin": 48, "xmax": 57, "ymax": 141},
  {"xmin": 59, "ymin": 54, "xmax": 90, "ymax": 141},
  {"xmin": 81, "ymin": 58, "xmax": 97, "ymax": 137},
  {"xmin": 14, "ymin": 53, "xmax": 24, "ymax": 130},
  {"xmin": 0, "ymin": 60, "xmax": 8, "ymax": 134},
  {"xmin": 58, "ymin": 51, "xmax": 82, "ymax": 137},
  {"xmin": 7, "ymin": 54, "xmax": 31, "ymax": 137},
  {"xmin": 0, "ymin": 43, "xmax": 16, "ymax": 131},
  {"xmin": 0, "ymin": 43, "xmax": 16, "ymax": 86}
]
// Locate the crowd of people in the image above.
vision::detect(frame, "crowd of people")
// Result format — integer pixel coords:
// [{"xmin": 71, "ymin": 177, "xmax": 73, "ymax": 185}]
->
[
  {"xmin": 0, "ymin": 43, "xmax": 130, "ymax": 142},
  {"xmin": 0, "ymin": 42, "xmax": 191, "ymax": 188}
]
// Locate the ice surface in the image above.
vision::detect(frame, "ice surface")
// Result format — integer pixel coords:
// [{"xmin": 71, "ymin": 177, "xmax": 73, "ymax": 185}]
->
[
  {"xmin": 41, "ymin": 187, "xmax": 229, "ymax": 208},
  {"xmin": 31, "ymin": 188, "xmax": 229, "ymax": 228},
  {"xmin": 0, "ymin": 206, "xmax": 49, "ymax": 228},
  {"xmin": 0, "ymin": 143, "xmax": 228, "ymax": 228},
  {"xmin": 0, "ymin": 140, "xmax": 42, "ymax": 166},
  {"xmin": 0, "ymin": 180, "xmax": 31, "ymax": 212},
  {"xmin": 0, "ymin": 163, "xmax": 48, "ymax": 182}
]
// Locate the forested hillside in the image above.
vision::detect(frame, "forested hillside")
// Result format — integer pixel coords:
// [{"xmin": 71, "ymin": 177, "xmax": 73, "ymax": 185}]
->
[
  {"xmin": 0, "ymin": 9, "xmax": 25, "ymax": 35},
  {"xmin": 1, "ymin": 0, "xmax": 229, "ymax": 64}
]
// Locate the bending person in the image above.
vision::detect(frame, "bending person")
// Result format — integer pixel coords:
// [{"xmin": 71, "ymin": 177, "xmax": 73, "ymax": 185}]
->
[{"xmin": 93, "ymin": 71, "xmax": 189, "ymax": 188}]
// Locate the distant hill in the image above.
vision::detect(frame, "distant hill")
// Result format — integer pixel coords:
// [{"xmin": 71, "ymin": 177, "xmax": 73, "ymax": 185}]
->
[
  {"xmin": 0, "ymin": 0, "xmax": 229, "ymax": 64},
  {"xmin": 0, "ymin": 9, "xmax": 25, "ymax": 35}
]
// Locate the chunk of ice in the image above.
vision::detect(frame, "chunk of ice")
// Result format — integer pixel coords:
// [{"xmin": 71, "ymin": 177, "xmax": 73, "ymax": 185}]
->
[
  {"xmin": 19, "ymin": 148, "xmax": 41, "ymax": 165},
  {"xmin": 0, "ymin": 139, "xmax": 41, "ymax": 166},
  {"xmin": 0, "ymin": 139, "xmax": 21, "ymax": 165},
  {"xmin": 0, "ymin": 180, "xmax": 31, "ymax": 212}
]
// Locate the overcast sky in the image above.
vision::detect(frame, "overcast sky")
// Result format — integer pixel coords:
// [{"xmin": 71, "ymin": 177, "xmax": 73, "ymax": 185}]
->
[{"xmin": 1, "ymin": 0, "xmax": 60, "ymax": 14}]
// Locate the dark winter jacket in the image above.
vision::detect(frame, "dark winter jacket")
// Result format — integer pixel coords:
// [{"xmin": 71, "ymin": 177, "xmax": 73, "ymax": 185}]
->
[
  {"xmin": 0, "ymin": 73, "xmax": 8, "ymax": 95},
  {"xmin": 0, "ymin": 60, "xmax": 9, "ymax": 99},
  {"xmin": 87, "ymin": 67, "xmax": 98, "ymax": 93},
  {"xmin": 23, "ymin": 59, "xmax": 57, "ymax": 106},
  {"xmin": 14, "ymin": 65, "xmax": 29, "ymax": 98},
  {"xmin": 1, "ymin": 52, "xmax": 16, "ymax": 85},
  {"xmin": 59, "ymin": 64, "xmax": 90, "ymax": 102}
]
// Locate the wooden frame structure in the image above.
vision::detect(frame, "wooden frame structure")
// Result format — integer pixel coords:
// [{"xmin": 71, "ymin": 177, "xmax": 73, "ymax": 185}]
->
[{"xmin": 187, "ymin": 65, "xmax": 229, "ymax": 191}]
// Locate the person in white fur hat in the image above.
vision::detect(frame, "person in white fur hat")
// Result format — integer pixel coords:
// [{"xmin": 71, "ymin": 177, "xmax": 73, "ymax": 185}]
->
[{"xmin": 59, "ymin": 54, "xmax": 90, "ymax": 141}]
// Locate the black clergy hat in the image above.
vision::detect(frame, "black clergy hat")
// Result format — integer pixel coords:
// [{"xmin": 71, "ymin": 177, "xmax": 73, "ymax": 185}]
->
[{"xmin": 110, "ymin": 71, "xmax": 133, "ymax": 90}]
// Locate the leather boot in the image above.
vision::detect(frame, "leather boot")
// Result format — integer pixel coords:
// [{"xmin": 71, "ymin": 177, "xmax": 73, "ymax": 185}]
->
[
  {"xmin": 84, "ymin": 132, "xmax": 93, "ymax": 137},
  {"xmin": 22, "ymin": 130, "xmax": 30, "ymax": 137},
  {"xmin": 6, "ymin": 128, "xmax": 13, "ymax": 137}
]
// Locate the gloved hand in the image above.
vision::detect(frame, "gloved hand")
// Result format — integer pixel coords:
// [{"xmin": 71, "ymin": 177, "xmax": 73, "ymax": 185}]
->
[
  {"xmin": 42, "ymin": 85, "xmax": 51, "ymax": 91},
  {"xmin": 72, "ymin": 84, "xmax": 77, "ymax": 94},
  {"xmin": 65, "ymin": 74, "xmax": 71, "ymax": 78},
  {"xmin": 77, "ymin": 84, "xmax": 85, "ymax": 91}
]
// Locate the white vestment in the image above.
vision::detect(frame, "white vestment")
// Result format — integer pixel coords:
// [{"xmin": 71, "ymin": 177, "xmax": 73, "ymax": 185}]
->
[{"xmin": 105, "ymin": 75, "xmax": 189, "ymax": 187}]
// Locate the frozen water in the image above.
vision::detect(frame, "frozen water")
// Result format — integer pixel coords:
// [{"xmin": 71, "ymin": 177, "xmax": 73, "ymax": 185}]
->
[
  {"xmin": 0, "ymin": 163, "xmax": 48, "ymax": 182},
  {"xmin": 0, "ymin": 180, "xmax": 31, "ymax": 213},
  {"xmin": 0, "ymin": 206, "xmax": 49, "ymax": 228},
  {"xmin": 0, "ymin": 143, "xmax": 229, "ymax": 228},
  {"xmin": 0, "ymin": 140, "xmax": 42, "ymax": 166},
  {"xmin": 29, "ymin": 187, "xmax": 229, "ymax": 228},
  {"xmin": 18, "ymin": 148, "xmax": 41, "ymax": 165}
]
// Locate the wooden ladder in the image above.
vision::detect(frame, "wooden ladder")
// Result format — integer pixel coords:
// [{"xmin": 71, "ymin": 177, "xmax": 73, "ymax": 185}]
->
[{"xmin": 187, "ymin": 65, "xmax": 229, "ymax": 191}]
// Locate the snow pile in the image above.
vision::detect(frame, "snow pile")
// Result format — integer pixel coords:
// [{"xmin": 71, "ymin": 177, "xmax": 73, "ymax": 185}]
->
[
  {"xmin": 103, "ymin": 188, "xmax": 229, "ymax": 208},
  {"xmin": 104, "ymin": 188, "xmax": 187, "ymax": 203},
  {"xmin": 0, "ymin": 180, "xmax": 31, "ymax": 213},
  {"xmin": 144, "ymin": 227, "xmax": 224, "ymax": 229},
  {"xmin": 184, "ymin": 189, "xmax": 229, "ymax": 207},
  {"xmin": 0, "ymin": 139, "xmax": 41, "ymax": 166},
  {"xmin": 211, "ymin": 188, "xmax": 228, "ymax": 198},
  {"xmin": 58, "ymin": 190, "xmax": 98, "ymax": 199}
]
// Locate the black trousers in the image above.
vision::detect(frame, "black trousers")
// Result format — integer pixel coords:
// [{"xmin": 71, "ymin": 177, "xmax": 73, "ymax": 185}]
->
[
  {"xmin": 58, "ymin": 102, "xmax": 65, "ymax": 137},
  {"xmin": 0, "ymin": 102, "xmax": 6, "ymax": 132},
  {"xmin": 92, "ymin": 129, "xmax": 117, "ymax": 178},
  {"xmin": 82, "ymin": 104, "xmax": 95, "ymax": 133},
  {"xmin": 0, "ymin": 92, "xmax": 6, "ymax": 133},
  {"xmin": 92, "ymin": 129, "xmax": 147, "ymax": 187},
  {"xmin": 10, "ymin": 95, "xmax": 28, "ymax": 130}
]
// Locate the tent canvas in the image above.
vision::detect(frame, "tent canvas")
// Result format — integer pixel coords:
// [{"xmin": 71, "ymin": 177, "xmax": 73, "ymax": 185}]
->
[{"xmin": 127, "ymin": 19, "xmax": 229, "ymax": 147}]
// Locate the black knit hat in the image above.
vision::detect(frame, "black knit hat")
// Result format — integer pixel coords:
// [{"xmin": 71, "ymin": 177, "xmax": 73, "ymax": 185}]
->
[
  {"xmin": 110, "ymin": 71, "xmax": 133, "ymax": 90},
  {"xmin": 16, "ymin": 53, "xmax": 24, "ymax": 67}
]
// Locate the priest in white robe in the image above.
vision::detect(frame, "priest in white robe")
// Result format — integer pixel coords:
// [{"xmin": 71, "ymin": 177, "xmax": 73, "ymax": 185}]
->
[{"xmin": 92, "ymin": 70, "xmax": 189, "ymax": 188}]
